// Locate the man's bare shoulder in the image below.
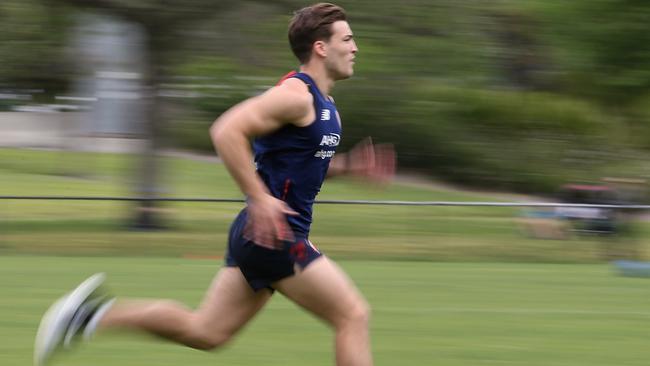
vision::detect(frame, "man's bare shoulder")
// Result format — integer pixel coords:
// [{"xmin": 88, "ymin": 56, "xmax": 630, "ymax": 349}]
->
[
  {"xmin": 276, "ymin": 78, "xmax": 312, "ymax": 104},
  {"xmin": 265, "ymin": 78, "xmax": 313, "ymax": 125}
]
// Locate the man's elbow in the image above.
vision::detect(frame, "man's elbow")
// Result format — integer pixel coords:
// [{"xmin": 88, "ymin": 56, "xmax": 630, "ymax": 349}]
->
[{"xmin": 210, "ymin": 120, "xmax": 226, "ymax": 147}]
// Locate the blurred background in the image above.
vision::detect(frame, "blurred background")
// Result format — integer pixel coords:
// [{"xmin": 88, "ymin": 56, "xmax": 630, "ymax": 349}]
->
[
  {"xmin": 1, "ymin": 1, "xmax": 650, "ymax": 365},
  {"xmin": 2, "ymin": 0, "xmax": 649, "ymax": 255},
  {"xmin": 0, "ymin": 0, "xmax": 650, "ymax": 261},
  {"xmin": 3, "ymin": 0, "xmax": 650, "ymax": 189}
]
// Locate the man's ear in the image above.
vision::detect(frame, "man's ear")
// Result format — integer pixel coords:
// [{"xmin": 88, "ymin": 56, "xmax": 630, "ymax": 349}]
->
[{"xmin": 313, "ymin": 40, "xmax": 327, "ymax": 58}]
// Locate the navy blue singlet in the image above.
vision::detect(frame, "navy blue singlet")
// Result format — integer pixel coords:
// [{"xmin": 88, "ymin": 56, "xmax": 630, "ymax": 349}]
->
[{"xmin": 253, "ymin": 72, "xmax": 342, "ymax": 235}]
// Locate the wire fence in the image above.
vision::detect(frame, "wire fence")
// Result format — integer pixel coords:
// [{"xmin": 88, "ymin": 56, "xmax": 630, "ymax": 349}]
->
[
  {"xmin": 2, "ymin": 194, "xmax": 648, "ymax": 262},
  {"xmin": 1, "ymin": 195, "xmax": 649, "ymax": 209}
]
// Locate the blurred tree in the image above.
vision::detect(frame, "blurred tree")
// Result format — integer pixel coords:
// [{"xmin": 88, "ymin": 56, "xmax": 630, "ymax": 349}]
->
[
  {"xmin": 489, "ymin": 10, "xmax": 550, "ymax": 91},
  {"xmin": 43, "ymin": 0, "xmax": 301, "ymax": 228},
  {"xmin": 520, "ymin": 0, "xmax": 650, "ymax": 103},
  {"xmin": 571, "ymin": 0, "xmax": 650, "ymax": 104},
  {"xmin": 0, "ymin": 0, "xmax": 71, "ymax": 100},
  {"xmin": 4, "ymin": 0, "xmax": 650, "ymax": 195}
]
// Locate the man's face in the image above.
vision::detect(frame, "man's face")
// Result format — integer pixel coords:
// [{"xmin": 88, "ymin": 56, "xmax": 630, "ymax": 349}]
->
[{"xmin": 323, "ymin": 20, "xmax": 358, "ymax": 80}]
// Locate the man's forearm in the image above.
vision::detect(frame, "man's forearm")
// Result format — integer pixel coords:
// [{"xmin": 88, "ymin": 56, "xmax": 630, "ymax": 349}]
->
[{"xmin": 210, "ymin": 124, "xmax": 268, "ymax": 200}]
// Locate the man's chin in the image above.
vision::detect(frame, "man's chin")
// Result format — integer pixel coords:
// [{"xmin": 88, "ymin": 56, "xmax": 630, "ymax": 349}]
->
[{"xmin": 337, "ymin": 70, "xmax": 354, "ymax": 81}]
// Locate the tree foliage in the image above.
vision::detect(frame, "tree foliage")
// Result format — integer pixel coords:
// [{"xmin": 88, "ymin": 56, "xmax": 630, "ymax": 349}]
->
[{"xmin": 3, "ymin": 0, "xmax": 650, "ymax": 193}]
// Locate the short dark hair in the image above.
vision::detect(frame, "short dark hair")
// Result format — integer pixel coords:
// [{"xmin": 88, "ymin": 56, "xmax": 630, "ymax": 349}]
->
[{"xmin": 288, "ymin": 3, "xmax": 347, "ymax": 64}]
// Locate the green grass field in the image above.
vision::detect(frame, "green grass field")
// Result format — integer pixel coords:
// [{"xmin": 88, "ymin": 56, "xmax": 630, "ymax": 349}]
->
[
  {"xmin": 1, "ymin": 148, "xmax": 648, "ymax": 262},
  {"xmin": 1, "ymin": 256, "xmax": 649, "ymax": 366},
  {"xmin": 2, "ymin": 148, "xmax": 650, "ymax": 365}
]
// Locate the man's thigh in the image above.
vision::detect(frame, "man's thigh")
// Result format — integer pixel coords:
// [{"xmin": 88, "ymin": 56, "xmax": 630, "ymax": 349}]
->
[
  {"xmin": 195, "ymin": 267, "xmax": 272, "ymax": 333},
  {"xmin": 272, "ymin": 256, "xmax": 368, "ymax": 327}
]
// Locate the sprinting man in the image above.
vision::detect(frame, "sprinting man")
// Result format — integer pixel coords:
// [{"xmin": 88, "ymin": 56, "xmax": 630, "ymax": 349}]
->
[{"xmin": 34, "ymin": 3, "xmax": 395, "ymax": 366}]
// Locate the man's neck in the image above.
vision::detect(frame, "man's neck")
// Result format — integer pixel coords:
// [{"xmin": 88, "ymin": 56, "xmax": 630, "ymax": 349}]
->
[{"xmin": 299, "ymin": 64, "xmax": 335, "ymax": 97}]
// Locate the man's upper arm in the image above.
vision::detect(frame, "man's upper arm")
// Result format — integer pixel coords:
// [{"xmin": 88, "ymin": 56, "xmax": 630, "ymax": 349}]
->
[{"xmin": 219, "ymin": 82, "xmax": 312, "ymax": 138}]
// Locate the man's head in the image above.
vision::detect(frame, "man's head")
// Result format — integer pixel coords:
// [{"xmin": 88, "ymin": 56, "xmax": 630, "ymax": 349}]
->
[{"xmin": 289, "ymin": 3, "xmax": 358, "ymax": 79}]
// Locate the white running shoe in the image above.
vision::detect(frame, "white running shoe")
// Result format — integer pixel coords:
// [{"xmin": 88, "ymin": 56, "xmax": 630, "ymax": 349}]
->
[{"xmin": 34, "ymin": 273, "xmax": 108, "ymax": 366}]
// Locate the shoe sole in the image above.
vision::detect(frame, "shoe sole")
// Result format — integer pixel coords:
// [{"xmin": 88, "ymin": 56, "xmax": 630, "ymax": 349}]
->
[{"xmin": 34, "ymin": 273, "xmax": 106, "ymax": 366}]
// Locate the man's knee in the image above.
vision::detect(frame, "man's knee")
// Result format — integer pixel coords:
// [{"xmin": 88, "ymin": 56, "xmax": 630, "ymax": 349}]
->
[
  {"xmin": 353, "ymin": 299, "xmax": 372, "ymax": 325},
  {"xmin": 186, "ymin": 317, "xmax": 234, "ymax": 351},
  {"xmin": 188, "ymin": 332, "xmax": 232, "ymax": 351},
  {"xmin": 339, "ymin": 298, "xmax": 371, "ymax": 329}
]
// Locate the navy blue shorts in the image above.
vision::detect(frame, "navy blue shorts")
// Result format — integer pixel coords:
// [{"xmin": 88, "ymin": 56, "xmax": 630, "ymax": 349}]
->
[{"xmin": 225, "ymin": 209, "xmax": 322, "ymax": 291}]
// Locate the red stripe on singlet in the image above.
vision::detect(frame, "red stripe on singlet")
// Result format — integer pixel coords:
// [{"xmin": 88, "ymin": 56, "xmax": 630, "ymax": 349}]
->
[{"xmin": 276, "ymin": 70, "xmax": 298, "ymax": 86}]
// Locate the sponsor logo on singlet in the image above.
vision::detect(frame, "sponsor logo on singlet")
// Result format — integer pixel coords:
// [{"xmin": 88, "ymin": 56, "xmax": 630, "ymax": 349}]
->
[
  {"xmin": 319, "ymin": 133, "xmax": 340, "ymax": 147},
  {"xmin": 314, "ymin": 150, "xmax": 335, "ymax": 159},
  {"xmin": 315, "ymin": 133, "xmax": 340, "ymax": 159},
  {"xmin": 321, "ymin": 109, "xmax": 331, "ymax": 121}
]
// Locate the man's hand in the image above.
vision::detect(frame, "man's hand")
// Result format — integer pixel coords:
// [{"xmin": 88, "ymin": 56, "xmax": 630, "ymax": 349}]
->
[
  {"xmin": 345, "ymin": 137, "xmax": 396, "ymax": 186},
  {"xmin": 243, "ymin": 194, "xmax": 298, "ymax": 250}
]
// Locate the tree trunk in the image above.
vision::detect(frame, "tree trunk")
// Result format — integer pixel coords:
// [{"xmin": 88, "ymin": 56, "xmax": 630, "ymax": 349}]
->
[{"xmin": 132, "ymin": 32, "xmax": 166, "ymax": 230}]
